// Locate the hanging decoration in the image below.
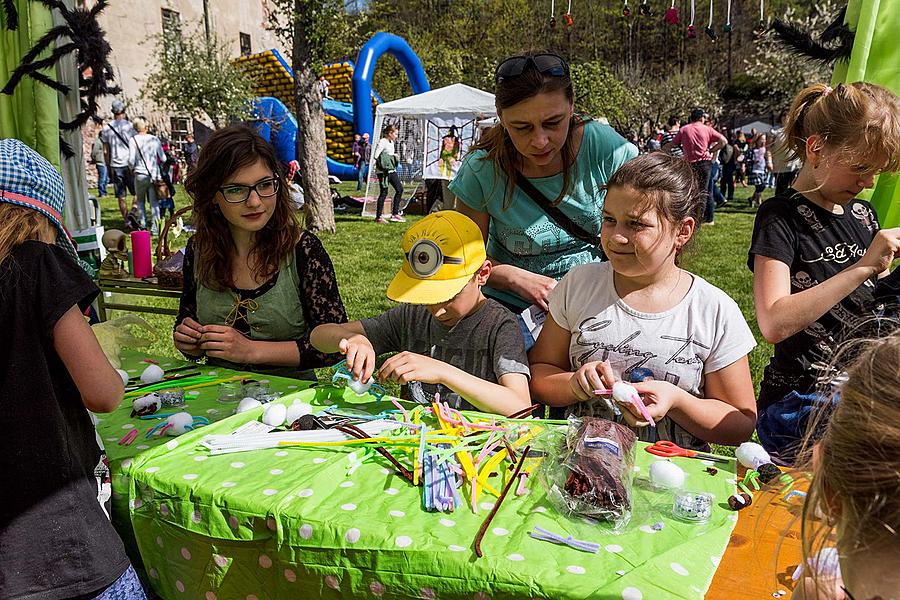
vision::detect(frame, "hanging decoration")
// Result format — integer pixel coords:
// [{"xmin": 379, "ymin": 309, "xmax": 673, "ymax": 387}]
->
[
  {"xmin": 753, "ymin": 0, "xmax": 767, "ymax": 37},
  {"xmin": 563, "ymin": 0, "xmax": 574, "ymax": 27},
  {"xmin": 549, "ymin": 0, "xmax": 557, "ymax": 28},
  {"xmin": 687, "ymin": 0, "xmax": 697, "ymax": 38},
  {"xmin": 705, "ymin": 0, "xmax": 717, "ymax": 40},
  {"xmin": 664, "ymin": 0, "xmax": 679, "ymax": 24},
  {"xmin": 623, "ymin": 0, "xmax": 631, "ymax": 18},
  {"xmin": 723, "ymin": 0, "xmax": 733, "ymax": 32},
  {"xmin": 639, "ymin": 0, "xmax": 652, "ymax": 17}
]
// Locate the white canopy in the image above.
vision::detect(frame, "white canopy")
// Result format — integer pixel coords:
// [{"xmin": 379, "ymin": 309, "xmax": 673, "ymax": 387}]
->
[{"xmin": 375, "ymin": 83, "xmax": 496, "ymax": 119}]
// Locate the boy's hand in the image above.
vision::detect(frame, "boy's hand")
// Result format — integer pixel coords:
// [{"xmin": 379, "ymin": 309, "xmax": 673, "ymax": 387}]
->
[
  {"xmin": 568, "ymin": 360, "xmax": 615, "ymax": 402},
  {"xmin": 378, "ymin": 352, "xmax": 445, "ymax": 386},
  {"xmin": 626, "ymin": 380, "xmax": 685, "ymax": 427},
  {"xmin": 339, "ymin": 335, "xmax": 376, "ymax": 383},
  {"xmin": 173, "ymin": 317, "xmax": 205, "ymax": 356},
  {"xmin": 198, "ymin": 325, "xmax": 256, "ymax": 363}
]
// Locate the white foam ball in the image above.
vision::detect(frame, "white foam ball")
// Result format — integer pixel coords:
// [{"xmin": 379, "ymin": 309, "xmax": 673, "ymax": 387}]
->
[
  {"xmin": 649, "ymin": 460, "xmax": 686, "ymax": 490},
  {"xmin": 167, "ymin": 412, "xmax": 194, "ymax": 435},
  {"xmin": 132, "ymin": 393, "xmax": 161, "ymax": 414},
  {"xmin": 612, "ymin": 381, "xmax": 639, "ymax": 404},
  {"xmin": 235, "ymin": 397, "xmax": 262, "ymax": 414},
  {"xmin": 140, "ymin": 364, "xmax": 165, "ymax": 384},
  {"xmin": 116, "ymin": 369, "xmax": 129, "ymax": 386},
  {"xmin": 262, "ymin": 403, "xmax": 287, "ymax": 427},
  {"xmin": 348, "ymin": 378, "xmax": 373, "ymax": 395},
  {"xmin": 735, "ymin": 442, "xmax": 770, "ymax": 470},
  {"xmin": 285, "ymin": 401, "xmax": 313, "ymax": 423}
]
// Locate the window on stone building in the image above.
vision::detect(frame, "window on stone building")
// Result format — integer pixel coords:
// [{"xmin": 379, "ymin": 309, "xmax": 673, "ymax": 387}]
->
[
  {"xmin": 161, "ymin": 9, "xmax": 181, "ymax": 58},
  {"xmin": 240, "ymin": 33, "xmax": 252, "ymax": 56}
]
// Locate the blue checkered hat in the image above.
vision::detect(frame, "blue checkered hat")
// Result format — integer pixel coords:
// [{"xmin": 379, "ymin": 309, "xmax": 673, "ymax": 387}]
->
[{"xmin": 0, "ymin": 138, "xmax": 79, "ymax": 263}]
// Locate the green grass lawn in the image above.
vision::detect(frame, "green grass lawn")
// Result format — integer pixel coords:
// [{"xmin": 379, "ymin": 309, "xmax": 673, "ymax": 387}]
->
[{"xmin": 96, "ymin": 180, "xmax": 774, "ymax": 444}]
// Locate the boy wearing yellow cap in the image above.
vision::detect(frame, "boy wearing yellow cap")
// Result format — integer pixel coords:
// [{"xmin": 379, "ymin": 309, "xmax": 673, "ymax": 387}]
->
[{"xmin": 311, "ymin": 211, "xmax": 531, "ymax": 416}]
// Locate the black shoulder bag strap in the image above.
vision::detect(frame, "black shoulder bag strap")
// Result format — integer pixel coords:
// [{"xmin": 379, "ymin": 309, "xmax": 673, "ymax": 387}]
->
[{"xmin": 514, "ymin": 171, "xmax": 601, "ymax": 246}]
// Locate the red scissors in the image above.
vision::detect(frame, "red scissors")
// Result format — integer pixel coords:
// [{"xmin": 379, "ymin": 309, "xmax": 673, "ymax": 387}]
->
[{"xmin": 645, "ymin": 440, "xmax": 729, "ymax": 463}]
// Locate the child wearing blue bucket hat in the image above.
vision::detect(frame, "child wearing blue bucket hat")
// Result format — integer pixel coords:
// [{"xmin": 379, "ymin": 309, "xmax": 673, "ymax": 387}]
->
[{"xmin": 0, "ymin": 139, "xmax": 147, "ymax": 599}]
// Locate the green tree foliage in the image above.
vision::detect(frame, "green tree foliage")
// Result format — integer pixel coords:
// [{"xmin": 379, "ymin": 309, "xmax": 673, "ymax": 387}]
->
[
  {"xmin": 569, "ymin": 61, "xmax": 634, "ymax": 130},
  {"xmin": 141, "ymin": 28, "xmax": 255, "ymax": 128}
]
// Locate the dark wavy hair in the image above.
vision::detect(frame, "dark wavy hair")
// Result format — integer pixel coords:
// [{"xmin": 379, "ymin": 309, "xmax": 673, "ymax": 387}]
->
[
  {"xmin": 184, "ymin": 124, "xmax": 301, "ymax": 291},
  {"xmin": 470, "ymin": 52, "xmax": 585, "ymax": 210}
]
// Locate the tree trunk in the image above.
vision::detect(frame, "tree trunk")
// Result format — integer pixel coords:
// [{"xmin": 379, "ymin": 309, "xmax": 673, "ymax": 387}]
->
[{"xmin": 292, "ymin": 1, "xmax": 335, "ymax": 233}]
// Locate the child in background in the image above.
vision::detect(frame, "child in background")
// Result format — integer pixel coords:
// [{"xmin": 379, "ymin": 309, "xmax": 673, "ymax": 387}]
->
[
  {"xmin": 311, "ymin": 211, "xmax": 531, "ymax": 416},
  {"xmin": 749, "ymin": 82, "xmax": 900, "ymax": 465},
  {"xmin": 529, "ymin": 152, "xmax": 757, "ymax": 449},
  {"xmin": 0, "ymin": 140, "xmax": 145, "ymax": 599},
  {"xmin": 794, "ymin": 334, "xmax": 900, "ymax": 600}
]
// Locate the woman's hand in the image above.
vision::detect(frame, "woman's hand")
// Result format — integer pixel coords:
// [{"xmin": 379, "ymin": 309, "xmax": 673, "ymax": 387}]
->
[
  {"xmin": 173, "ymin": 317, "xmax": 205, "ymax": 357},
  {"xmin": 339, "ymin": 335, "xmax": 376, "ymax": 383},
  {"xmin": 508, "ymin": 270, "xmax": 558, "ymax": 311},
  {"xmin": 198, "ymin": 324, "xmax": 257, "ymax": 363},
  {"xmin": 378, "ymin": 352, "xmax": 446, "ymax": 386},
  {"xmin": 624, "ymin": 380, "xmax": 687, "ymax": 427},
  {"xmin": 568, "ymin": 360, "xmax": 615, "ymax": 402}
]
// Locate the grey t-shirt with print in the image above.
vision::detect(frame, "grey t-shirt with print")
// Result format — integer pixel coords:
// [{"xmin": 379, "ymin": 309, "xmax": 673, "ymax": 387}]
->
[{"xmin": 361, "ymin": 299, "xmax": 530, "ymax": 411}]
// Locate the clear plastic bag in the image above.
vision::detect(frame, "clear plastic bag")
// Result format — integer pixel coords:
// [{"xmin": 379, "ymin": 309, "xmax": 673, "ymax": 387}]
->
[{"xmin": 539, "ymin": 416, "xmax": 637, "ymax": 529}]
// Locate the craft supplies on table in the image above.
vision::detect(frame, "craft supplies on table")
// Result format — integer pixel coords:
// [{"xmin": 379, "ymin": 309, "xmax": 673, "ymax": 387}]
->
[{"xmin": 645, "ymin": 440, "xmax": 730, "ymax": 463}]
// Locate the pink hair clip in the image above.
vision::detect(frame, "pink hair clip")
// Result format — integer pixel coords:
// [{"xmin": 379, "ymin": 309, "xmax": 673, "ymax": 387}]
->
[{"xmin": 822, "ymin": 85, "xmax": 833, "ymax": 97}]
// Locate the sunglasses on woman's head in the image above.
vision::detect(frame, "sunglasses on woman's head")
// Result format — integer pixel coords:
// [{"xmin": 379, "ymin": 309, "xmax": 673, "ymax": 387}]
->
[{"xmin": 495, "ymin": 53, "xmax": 569, "ymax": 84}]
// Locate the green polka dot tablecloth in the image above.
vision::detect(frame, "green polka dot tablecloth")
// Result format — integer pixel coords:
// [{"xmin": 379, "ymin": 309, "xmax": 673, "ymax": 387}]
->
[
  {"xmin": 118, "ymin": 378, "xmax": 742, "ymax": 600},
  {"xmin": 96, "ymin": 351, "xmax": 314, "ymax": 563}
]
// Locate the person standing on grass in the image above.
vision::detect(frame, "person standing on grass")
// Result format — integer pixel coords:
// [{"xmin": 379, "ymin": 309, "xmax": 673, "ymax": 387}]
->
[
  {"xmin": 719, "ymin": 129, "xmax": 737, "ymax": 203},
  {"xmin": 749, "ymin": 82, "xmax": 900, "ymax": 465},
  {"xmin": 450, "ymin": 52, "xmax": 637, "ymax": 336},
  {"xmin": 0, "ymin": 139, "xmax": 147, "ymax": 600},
  {"xmin": 373, "ymin": 124, "xmax": 404, "ymax": 223},
  {"xmin": 662, "ymin": 108, "xmax": 727, "ymax": 225},
  {"xmin": 747, "ymin": 134, "xmax": 772, "ymax": 207},
  {"xmin": 90, "ymin": 124, "xmax": 108, "ymax": 197},
  {"xmin": 127, "ymin": 118, "xmax": 165, "ymax": 233},
  {"xmin": 100, "ymin": 99, "xmax": 136, "ymax": 222},
  {"xmin": 660, "ymin": 116, "xmax": 682, "ymax": 158},
  {"xmin": 173, "ymin": 125, "xmax": 348, "ymax": 380},
  {"xmin": 770, "ymin": 107, "xmax": 802, "ymax": 196}
]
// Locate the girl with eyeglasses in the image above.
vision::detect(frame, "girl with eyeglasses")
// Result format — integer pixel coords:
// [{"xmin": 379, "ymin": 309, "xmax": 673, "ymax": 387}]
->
[
  {"xmin": 450, "ymin": 52, "xmax": 638, "ymax": 342},
  {"xmin": 173, "ymin": 124, "xmax": 348, "ymax": 379}
]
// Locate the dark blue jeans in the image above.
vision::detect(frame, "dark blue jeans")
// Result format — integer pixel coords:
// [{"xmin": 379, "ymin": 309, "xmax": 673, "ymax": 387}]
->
[
  {"xmin": 96, "ymin": 163, "xmax": 108, "ymax": 196},
  {"xmin": 757, "ymin": 390, "xmax": 837, "ymax": 465}
]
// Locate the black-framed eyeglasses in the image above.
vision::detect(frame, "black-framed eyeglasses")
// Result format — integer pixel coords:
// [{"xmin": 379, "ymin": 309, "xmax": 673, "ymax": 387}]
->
[
  {"xmin": 495, "ymin": 53, "xmax": 569, "ymax": 84},
  {"xmin": 218, "ymin": 177, "xmax": 280, "ymax": 203}
]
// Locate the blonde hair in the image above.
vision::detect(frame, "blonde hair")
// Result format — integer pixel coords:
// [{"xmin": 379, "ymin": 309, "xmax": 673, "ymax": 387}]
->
[
  {"xmin": 0, "ymin": 204, "xmax": 56, "ymax": 263},
  {"xmin": 797, "ymin": 332, "xmax": 900, "ymax": 593},
  {"xmin": 783, "ymin": 82, "xmax": 900, "ymax": 172},
  {"xmin": 133, "ymin": 117, "xmax": 148, "ymax": 133}
]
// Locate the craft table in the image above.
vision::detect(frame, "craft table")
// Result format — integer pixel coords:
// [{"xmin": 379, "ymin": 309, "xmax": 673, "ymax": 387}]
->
[
  {"xmin": 98, "ymin": 351, "xmax": 314, "ymax": 563},
  {"xmin": 95, "ymin": 276, "xmax": 182, "ymax": 322}
]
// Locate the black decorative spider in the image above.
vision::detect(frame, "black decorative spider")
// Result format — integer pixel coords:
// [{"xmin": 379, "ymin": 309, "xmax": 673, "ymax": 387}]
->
[{"xmin": 2, "ymin": 0, "xmax": 121, "ymax": 156}]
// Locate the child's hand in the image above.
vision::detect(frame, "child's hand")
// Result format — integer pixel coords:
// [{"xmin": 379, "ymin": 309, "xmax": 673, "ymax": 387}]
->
[
  {"xmin": 198, "ymin": 325, "xmax": 256, "ymax": 363},
  {"xmin": 173, "ymin": 317, "xmax": 205, "ymax": 356},
  {"xmin": 569, "ymin": 360, "xmax": 615, "ymax": 402},
  {"xmin": 378, "ymin": 352, "xmax": 445, "ymax": 385},
  {"xmin": 626, "ymin": 380, "xmax": 686, "ymax": 426},
  {"xmin": 860, "ymin": 227, "xmax": 900, "ymax": 275},
  {"xmin": 338, "ymin": 335, "xmax": 376, "ymax": 383}
]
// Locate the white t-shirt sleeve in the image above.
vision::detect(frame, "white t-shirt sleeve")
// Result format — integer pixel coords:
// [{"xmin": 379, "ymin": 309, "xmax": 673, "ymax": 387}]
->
[
  {"xmin": 703, "ymin": 288, "xmax": 757, "ymax": 374},
  {"xmin": 548, "ymin": 266, "xmax": 577, "ymax": 331}
]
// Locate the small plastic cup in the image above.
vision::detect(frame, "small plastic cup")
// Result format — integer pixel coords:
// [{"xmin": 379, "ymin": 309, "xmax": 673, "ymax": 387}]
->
[
  {"xmin": 242, "ymin": 380, "xmax": 270, "ymax": 400},
  {"xmin": 672, "ymin": 491, "xmax": 714, "ymax": 523},
  {"xmin": 216, "ymin": 381, "xmax": 243, "ymax": 404}
]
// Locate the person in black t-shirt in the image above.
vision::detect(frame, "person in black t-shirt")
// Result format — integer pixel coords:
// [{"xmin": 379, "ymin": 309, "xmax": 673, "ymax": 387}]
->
[
  {"xmin": 748, "ymin": 82, "xmax": 900, "ymax": 465},
  {"xmin": 0, "ymin": 139, "xmax": 146, "ymax": 599}
]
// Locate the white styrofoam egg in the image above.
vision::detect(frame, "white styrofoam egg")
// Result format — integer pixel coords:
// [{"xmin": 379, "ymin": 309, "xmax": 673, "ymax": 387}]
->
[
  {"xmin": 285, "ymin": 401, "xmax": 313, "ymax": 423},
  {"xmin": 140, "ymin": 364, "xmax": 165, "ymax": 384},
  {"xmin": 735, "ymin": 442, "xmax": 770, "ymax": 470},
  {"xmin": 262, "ymin": 403, "xmax": 287, "ymax": 427},
  {"xmin": 167, "ymin": 412, "xmax": 194, "ymax": 435},
  {"xmin": 611, "ymin": 381, "xmax": 639, "ymax": 404},
  {"xmin": 649, "ymin": 460, "xmax": 686, "ymax": 490},
  {"xmin": 235, "ymin": 397, "xmax": 262, "ymax": 414},
  {"xmin": 116, "ymin": 368, "xmax": 129, "ymax": 386},
  {"xmin": 132, "ymin": 393, "xmax": 161, "ymax": 414},
  {"xmin": 348, "ymin": 377, "xmax": 373, "ymax": 395}
]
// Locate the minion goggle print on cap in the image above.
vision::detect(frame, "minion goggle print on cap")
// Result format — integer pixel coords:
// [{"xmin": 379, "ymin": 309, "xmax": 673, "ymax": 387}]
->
[{"xmin": 406, "ymin": 238, "xmax": 464, "ymax": 278}]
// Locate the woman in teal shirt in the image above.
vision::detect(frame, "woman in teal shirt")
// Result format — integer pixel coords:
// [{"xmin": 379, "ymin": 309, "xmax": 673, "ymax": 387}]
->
[{"xmin": 451, "ymin": 53, "xmax": 637, "ymax": 315}]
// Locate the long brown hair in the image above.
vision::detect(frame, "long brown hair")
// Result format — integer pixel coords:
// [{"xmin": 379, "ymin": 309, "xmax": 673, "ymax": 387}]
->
[
  {"xmin": 0, "ymin": 204, "xmax": 56, "ymax": 264},
  {"xmin": 783, "ymin": 82, "xmax": 900, "ymax": 171},
  {"xmin": 184, "ymin": 124, "xmax": 301, "ymax": 291},
  {"xmin": 796, "ymin": 332, "xmax": 900, "ymax": 595},
  {"xmin": 471, "ymin": 52, "xmax": 585, "ymax": 209}
]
